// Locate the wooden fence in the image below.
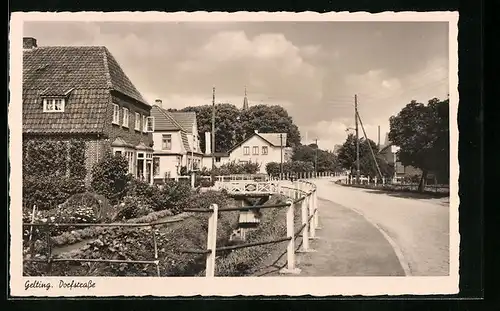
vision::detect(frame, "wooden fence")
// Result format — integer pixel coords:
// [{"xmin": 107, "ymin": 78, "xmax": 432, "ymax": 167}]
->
[{"xmin": 23, "ymin": 178, "xmax": 319, "ymax": 277}]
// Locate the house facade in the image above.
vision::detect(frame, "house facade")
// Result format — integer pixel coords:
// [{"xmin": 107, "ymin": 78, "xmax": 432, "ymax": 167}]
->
[
  {"xmin": 150, "ymin": 101, "xmax": 203, "ymax": 181},
  {"xmin": 201, "ymin": 130, "xmax": 288, "ymax": 174},
  {"xmin": 22, "ymin": 37, "xmax": 154, "ymax": 184}
]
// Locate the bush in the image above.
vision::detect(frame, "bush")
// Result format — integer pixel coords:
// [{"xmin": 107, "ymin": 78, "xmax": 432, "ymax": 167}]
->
[
  {"xmin": 113, "ymin": 196, "xmax": 154, "ymax": 221},
  {"xmin": 24, "ymin": 190, "xmax": 237, "ymax": 277},
  {"xmin": 23, "ymin": 175, "xmax": 86, "ymax": 210},
  {"xmin": 90, "ymin": 154, "xmax": 132, "ymax": 203},
  {"xmin": 211, "ymin": 160, "xmax": 260, "ymax": 175}
]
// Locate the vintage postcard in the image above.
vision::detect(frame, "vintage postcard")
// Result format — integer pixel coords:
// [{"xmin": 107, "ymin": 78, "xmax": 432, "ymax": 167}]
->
[{"xmin": 9, "ymin": 11, "xmax": 459, "ymax": 297}]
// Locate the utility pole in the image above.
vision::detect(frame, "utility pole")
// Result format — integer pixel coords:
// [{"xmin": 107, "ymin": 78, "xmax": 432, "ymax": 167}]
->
[
  {"xmin": 377, "ymin": 125, "xmax": 381, "ymax": 150},
  {"xmin": 280, "ymin": 133, "xmax": 283, "ymax": 179},
  {"xmin": 314, "ymin": 138, "xmax": 318, "ymax": 178},
  {"xmin": 211, "ymin": 87, "xmax": 216, "ymax": 168},
  {"xmin": 355, "ymin": 94, "xmax": 360, "ymax": 184}
]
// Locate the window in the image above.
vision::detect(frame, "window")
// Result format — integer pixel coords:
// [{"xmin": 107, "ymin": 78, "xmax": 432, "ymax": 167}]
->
[
  {"xmin": 153, "ymin": 157, "xmax": 160, "ymax": 176},
  {"xmin": 146, "ymin": 116, "xmax": 155, "ymax": 132},
  {"xmin": 262, "ymin": 146, "xmax": 268, "ymax": 155},
  {"xmin": 162, "ymin": 134, "xmax": 172, "ymax": 150},
  {"xmin": 122, "ymin": 107, "xmax": 129, "ymax": 127},
  {"xmin": 252, "ymin": 146, "xmax": 259, "ymax": 155},
  {"xmin": 115, "ymin": 150, "xmax": 122, "ymax": 156},
  {"xmin": 243, "ymin": 146, "xmax": 250, "ymax": 155},
  {"xmin": 126, "ymin": 151, "xmax": 134, "ymax": 173},
  {"xmin": 215, "ymin": 157, "xmax": 221, "ymax": 163},
  {"xmin": 135, "ymin": 112, "xmax": 141, "ymax": 130},
  {"xmin": 43, "ymin": 98, "xmax": 65, "ymax": 112},
  {"xmin": 112, "ymin": 104, "xmax": 120, "ymax": 124}
]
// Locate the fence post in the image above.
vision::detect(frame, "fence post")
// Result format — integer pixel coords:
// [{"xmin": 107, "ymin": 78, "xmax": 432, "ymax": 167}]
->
[
  {"xmin": 308, "ymin": 191, "xmax": 318, "ymax": 239},
  {"xmin": 190, "ymin": 171, "xmax": 195, "ymax": 189},
  {"xmin": 205, "ymin": 203, "xmax": 218, "ymax": 277},
  {"xmin": 298, "ymin": 194, "xmax": 316, "ymax": 253},
  {"xmin": 313, "ymin": 188, "xmax": 321, "ymax": 230},
  {"xmin": 280, "ymin": 199, "xmax": 301, "ymax": 274}
]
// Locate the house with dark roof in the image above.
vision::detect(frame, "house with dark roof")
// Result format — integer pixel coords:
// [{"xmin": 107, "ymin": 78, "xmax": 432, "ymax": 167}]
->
[
  {"xmin": 150, "ymin": 100, "xmax": 203, "ymax": 180},
  {"xmin": 202, "ymin": 130, "xmax": 289, "ymax": 173},
  {"xmin": 22, "ymin": 37, "xmax": 155, "ymax": 184}
]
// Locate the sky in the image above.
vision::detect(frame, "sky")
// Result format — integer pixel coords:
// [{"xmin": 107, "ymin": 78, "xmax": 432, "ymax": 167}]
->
[{"xmin": 24, "ymin": 21, "xmax": 449, "ymax": 150}]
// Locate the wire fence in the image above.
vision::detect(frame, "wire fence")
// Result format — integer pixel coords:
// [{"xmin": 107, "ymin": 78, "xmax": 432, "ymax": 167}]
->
[{"xmin": 22, "ymin": 178, "xmax": 320, "ymax": 277}]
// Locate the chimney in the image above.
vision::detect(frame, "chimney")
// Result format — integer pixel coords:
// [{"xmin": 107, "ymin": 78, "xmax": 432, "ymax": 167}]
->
[
  {"xmin": 23, "ymin": 37, "xmax": 37, "ymax": 49},
  {"xmin": 155, "ymin": 99, "xmax": 162, "ymax": 108},
  {"xmin": 205, "ymin": 132, "xmax": 211, "ymax": 155}
]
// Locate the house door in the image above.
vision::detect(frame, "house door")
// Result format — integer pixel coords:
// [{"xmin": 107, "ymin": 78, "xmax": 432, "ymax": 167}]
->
[
  {"xmin": 145, "ymin": 160, "xmax": 152, "ymax": 184},
  {"xmin": 137, "ymin": 159, "xmax": 144, "ymax": 180}
]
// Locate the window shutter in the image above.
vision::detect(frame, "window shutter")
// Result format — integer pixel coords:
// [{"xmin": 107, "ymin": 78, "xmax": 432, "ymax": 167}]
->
[{"xmin": 146, "ymin": 116, "xmax": 155, "ymax": 132}]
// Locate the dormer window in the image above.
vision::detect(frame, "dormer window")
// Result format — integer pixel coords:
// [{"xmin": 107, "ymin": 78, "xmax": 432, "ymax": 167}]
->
[{"xmin": 43, "ymin": 98, "xmax": 65, "ymax": 112}]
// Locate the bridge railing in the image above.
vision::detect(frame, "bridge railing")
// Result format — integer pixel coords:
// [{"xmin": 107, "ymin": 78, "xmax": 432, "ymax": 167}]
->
[{"xmin": 182, "ymin": 178, "xmax": 319, "ymax": 276}]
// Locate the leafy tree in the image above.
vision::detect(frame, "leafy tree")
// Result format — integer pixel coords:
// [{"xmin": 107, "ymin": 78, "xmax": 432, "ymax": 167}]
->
[
  {"xmin": 174, "ymin": 103, "xmax": 301, "ymax": 153},
  {"xmin": 292, "ymin": 144, "xmax": 340, "ymax": 172},
  {"xmin": 265, "ymin": 162, "xmax": 281, "ymax": 176},
  {"xmin": 389, "ymin": 98, "xmax": 449, "ymax": 191},
  {"xmin": 337, "ymin": 133, "xmax": 379, "ymax": 174}
]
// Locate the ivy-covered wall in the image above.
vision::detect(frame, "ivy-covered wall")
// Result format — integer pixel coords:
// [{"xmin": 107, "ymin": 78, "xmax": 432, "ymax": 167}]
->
[{"xmin": 23, "ymin": 139, "xmax": 88, "ymax": 209}]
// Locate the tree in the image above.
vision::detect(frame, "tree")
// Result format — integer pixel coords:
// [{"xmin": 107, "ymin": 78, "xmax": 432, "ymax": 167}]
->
[
  {"xmin": 388, "ymin": 98, "xmax": 449, "ymax": 191},
  {"xmin": 337, "ymin": 133, "xmax": 379, "ymax": 174},
  {"xmin": 90, "ymin": 154, "xmax": 132, "ymax": 202},
  {"xmin": 176, "ymin": 103, "xmax": 301, "ymax": 153}
]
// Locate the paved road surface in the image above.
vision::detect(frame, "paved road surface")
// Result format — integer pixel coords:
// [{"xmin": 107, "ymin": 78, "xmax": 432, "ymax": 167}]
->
[{"xmin": 314, "ymin": 178, "xmax": 450, "ymax": 276}]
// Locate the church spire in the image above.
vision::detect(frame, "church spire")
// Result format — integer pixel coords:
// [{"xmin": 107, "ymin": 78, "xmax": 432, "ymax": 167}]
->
[{"xmin": 242, "ymin": 86, "xmax": 249, "ymax": 110}]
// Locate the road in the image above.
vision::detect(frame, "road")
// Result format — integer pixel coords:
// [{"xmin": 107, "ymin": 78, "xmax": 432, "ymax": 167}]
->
[{"xmin": 314, "ymin": 178, "xmax": 450, "ymax": 276}]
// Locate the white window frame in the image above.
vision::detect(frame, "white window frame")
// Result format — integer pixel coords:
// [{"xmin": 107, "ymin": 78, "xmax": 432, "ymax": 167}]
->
[
  {"xmin": 243, "ymin": 146, "xmax": 250, "ymax": 155},
  {"xmin": 162, "ymin": 134, "xmax": 172, "ymax": 150},
  {"xmin": 142, "ymin": 115, "xmax": 147, "ymax": 132},
  {"xmin": 252, "ymin": 146, "xmax": 259, "ymax": 155},
  {"xmin": 43, "ymin": 98, "xmax": 66, "ymax": 112},
  {"xmin": 262, "ymin": 146, "xmax": 268, "ymax": 155},
  {"xmin": 122, "ymin": 107, "xmax": 129, "ymax": 128},
  {"xmin": 135, "ymin": 112, "xmax": 141, "ymax": 131},
  {"xmin": 146, "ymin": 116, "xmax": 155, "ymax": 132},
  {"xmin": 112, "ymin": 103, "xmax": 120, "ymax": 125}
]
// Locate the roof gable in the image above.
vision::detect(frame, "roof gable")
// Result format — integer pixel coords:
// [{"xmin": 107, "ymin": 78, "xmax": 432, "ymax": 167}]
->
[
  {"xmin": 23, "ymin": 45, "xmax": 148, "ymax": 135},
  {"xmin": 168, "ymin": 112, "xmax": 196, "ymax": 133},
  {"xmin": 151, "ymin": 105, "xmax": 184, "ymax": 131},
  {"xmin": 227, "ymin": 132, "xmax": 287, "ymax": 153}
]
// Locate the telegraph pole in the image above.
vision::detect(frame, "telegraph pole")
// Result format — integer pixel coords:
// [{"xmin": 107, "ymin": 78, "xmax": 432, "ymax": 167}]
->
[
  {"xmin": 280, "ymin": 133, "xmax": 283, "ymax": 179},
  {"xmin": 314, "ymin": 138, "xmax": 318, "ymax": 178},
  {"xmin": 355, "ymin": 94, "xmax": 360, "ymax": 184},
  {"xmin": 211, "ymin": 87, "xmax": 216, "ymax": 168}
]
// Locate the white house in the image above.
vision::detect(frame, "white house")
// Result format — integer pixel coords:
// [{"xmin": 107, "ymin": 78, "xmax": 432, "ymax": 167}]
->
[
  {"xmin": 202, "ymin": 130, "xmax": 289, "ymax": 174},
  {"xmin": 150, "ymin": 100, "xmax": 204, "ymax": 181}
]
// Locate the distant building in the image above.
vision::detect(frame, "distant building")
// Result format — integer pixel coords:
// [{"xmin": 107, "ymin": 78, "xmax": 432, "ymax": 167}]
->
[
  {"xmin": 150, "ymin": 101, "xmax": 203, "ymax": 180},
  {"xmin": 378, "ymin": 133, "xmax": 421, "ymax": 178},
  {"xmin": 242, "ymin": 86, "xmax": 249, "ymax": 110},
  {"xmin": 202, "ymin": 130, "xmax": 289, "ymax": 174}
]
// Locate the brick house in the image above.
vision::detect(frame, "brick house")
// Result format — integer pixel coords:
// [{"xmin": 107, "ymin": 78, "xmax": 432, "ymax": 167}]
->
[{"xmin": 22, "ymin": 37, "xmax": 155, "ymax": 184}]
